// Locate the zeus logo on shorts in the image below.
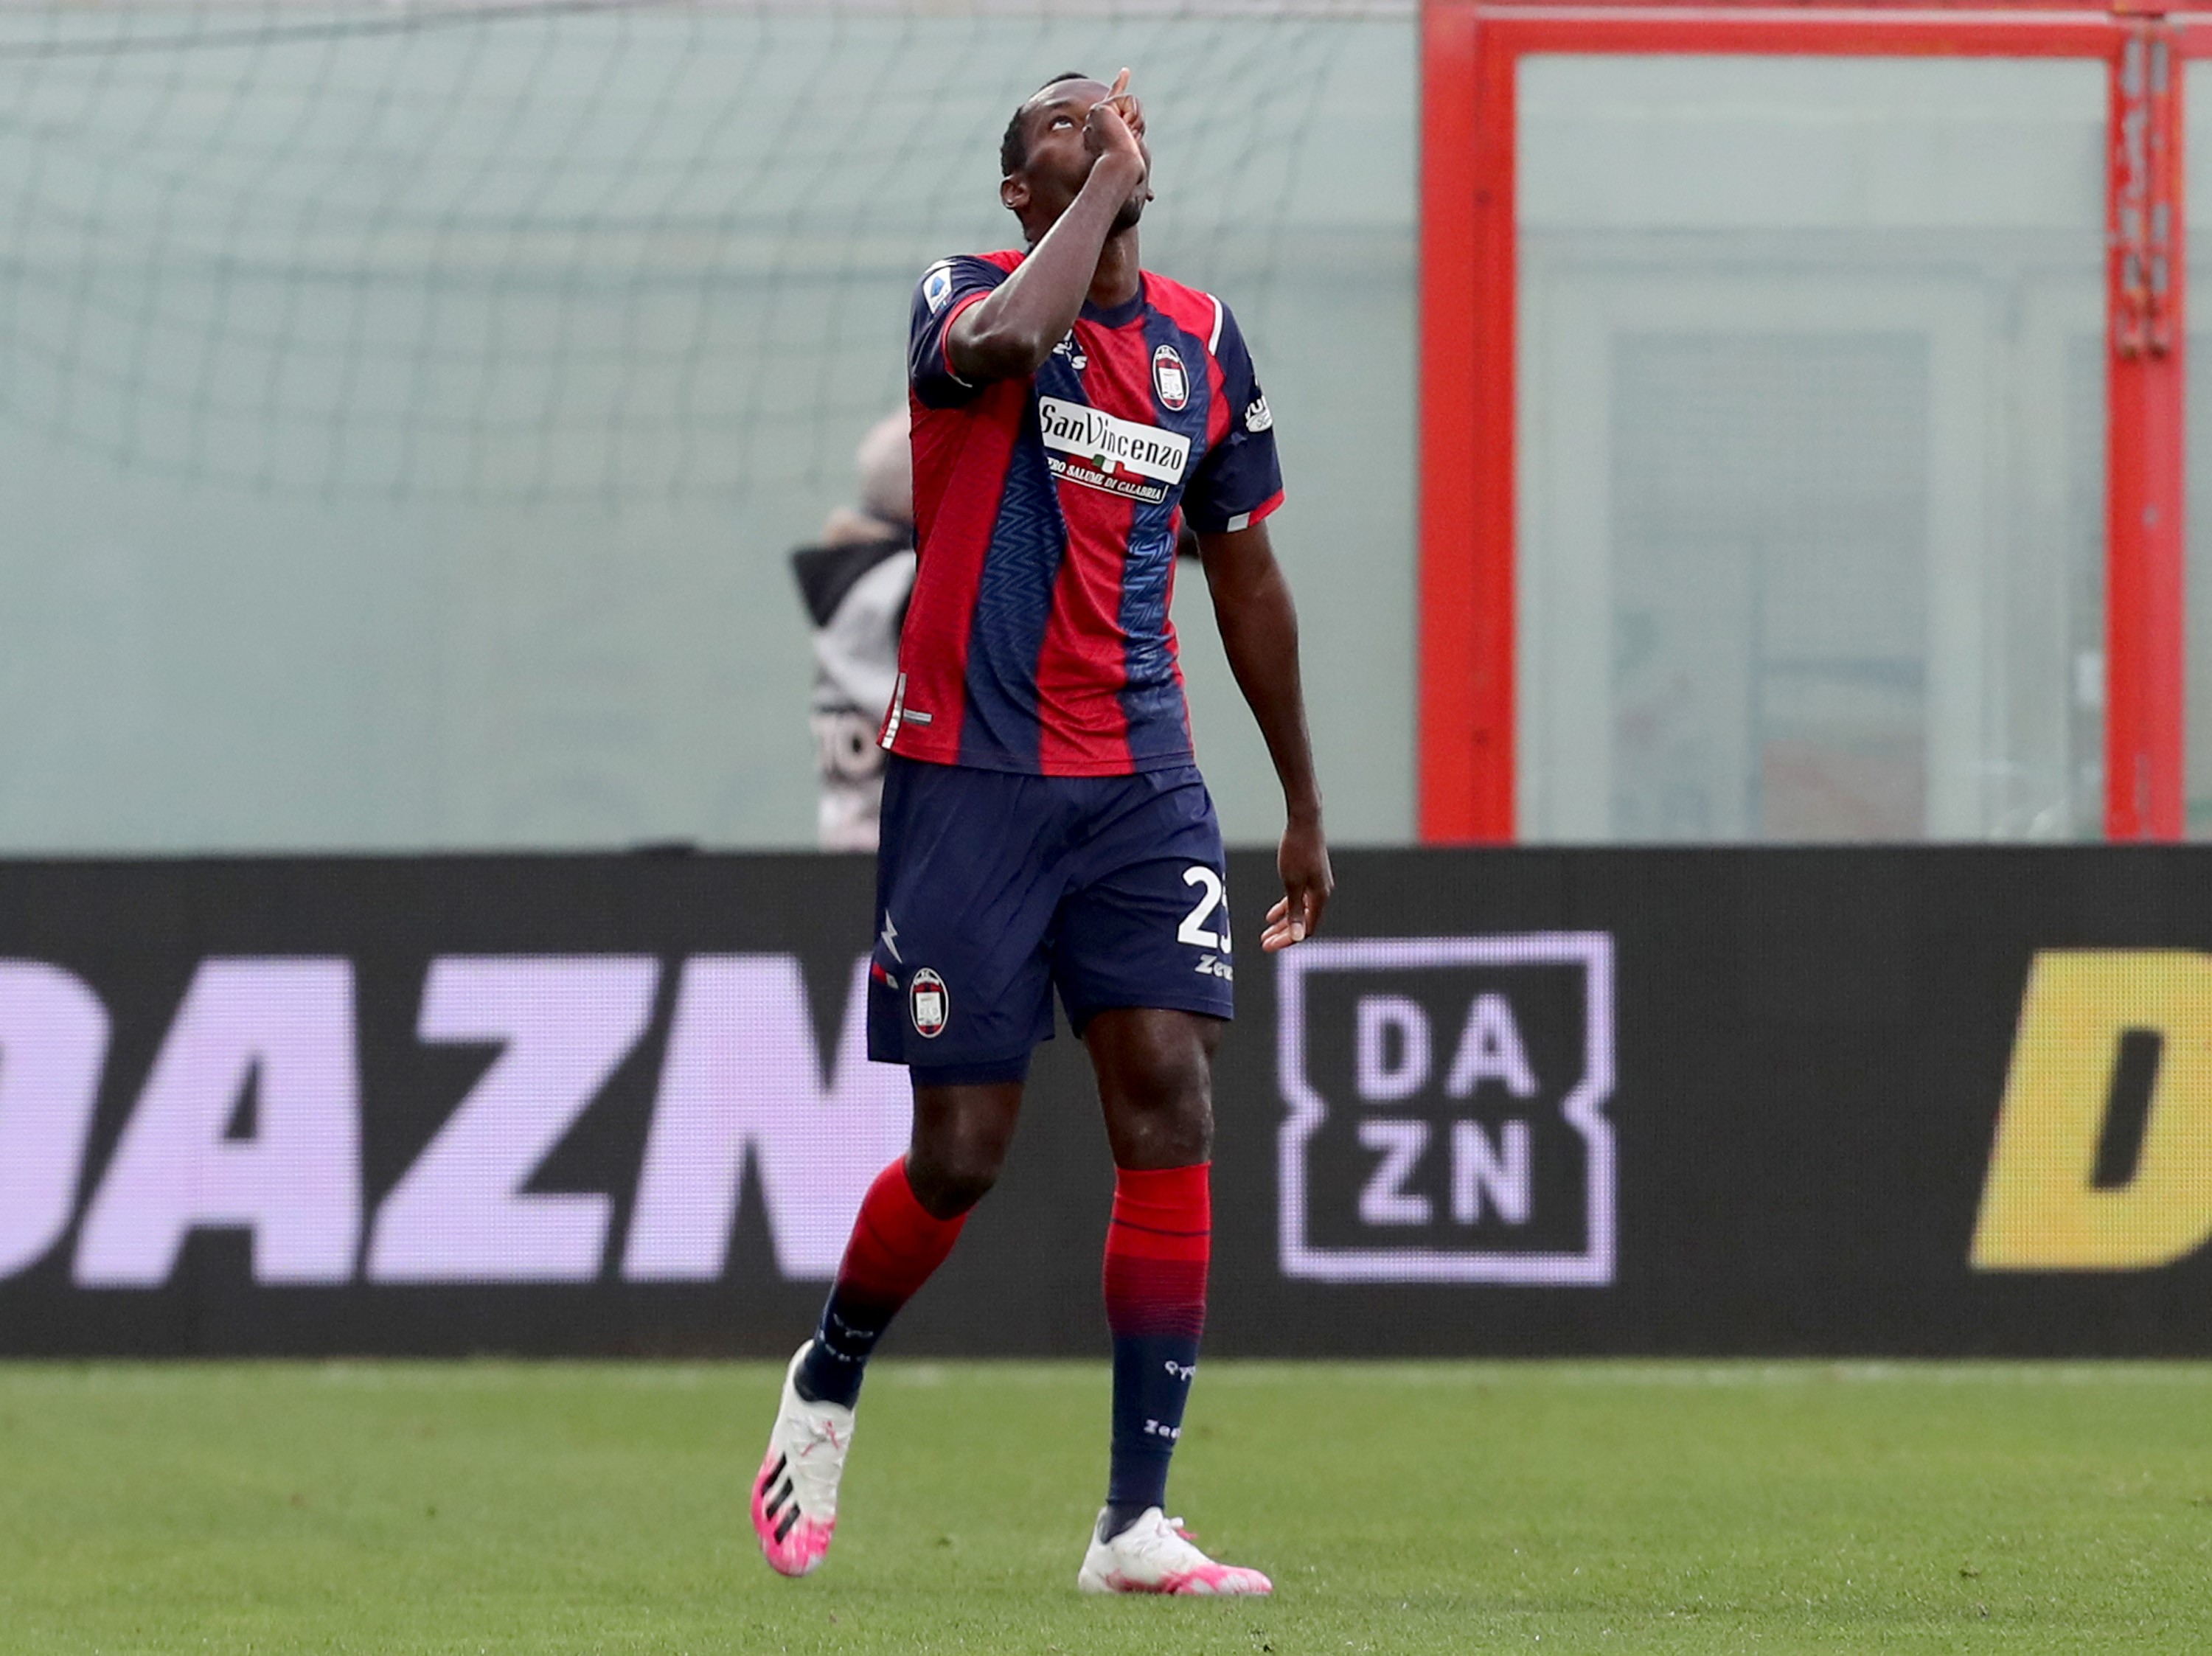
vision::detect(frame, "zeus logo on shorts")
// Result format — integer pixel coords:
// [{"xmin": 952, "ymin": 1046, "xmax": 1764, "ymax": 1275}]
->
[
  {"xmin": 1277, "ymin": 934, "xmax": 1616, "ymax": 1286},
  {"xmin": 908, "ymin": 968, "xmax": 949, "ymax": 1038}
]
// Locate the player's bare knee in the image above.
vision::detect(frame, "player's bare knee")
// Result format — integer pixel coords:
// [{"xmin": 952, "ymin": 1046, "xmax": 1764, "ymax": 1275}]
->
[
  {"xmin": 1086, "ymin": 1009, "xmax": 1219, "ymax": 1166},
  {"xmin": 1102, "ymin": 1055, "xmax": 1215, "ymax": 1167},
  {"xmin": 904, "ymin": 1140, "xmax": 1004, "ymax": 1217},
  {"xmin": 905, "ymin": 1114, "xmax": 1012, "ymax": 1212},
  {"xmin": 906, "ymin": 1088, "xmax": 1020, "ymax": 1217},
  {"xmin": 1126, "ymin": 1093, "xmax": 1213, "ymax": 1169}
]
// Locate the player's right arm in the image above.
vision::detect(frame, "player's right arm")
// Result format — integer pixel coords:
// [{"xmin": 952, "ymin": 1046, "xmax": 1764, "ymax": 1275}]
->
[{"xmin": 945, "ymin": 72, "xmax": 1147, "ymax": 383}]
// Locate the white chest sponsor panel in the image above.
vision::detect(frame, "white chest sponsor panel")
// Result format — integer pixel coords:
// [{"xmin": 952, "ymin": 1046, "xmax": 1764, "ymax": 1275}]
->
[{"xmin": 1037, "ymin": 396, "xmax": 1192, "ymax": 505}]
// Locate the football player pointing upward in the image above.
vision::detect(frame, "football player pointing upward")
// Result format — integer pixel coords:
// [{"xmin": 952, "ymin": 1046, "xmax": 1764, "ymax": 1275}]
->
[{"xmin": 753, "ymin": 68, "xmax": 1331, "ymax": 1596}]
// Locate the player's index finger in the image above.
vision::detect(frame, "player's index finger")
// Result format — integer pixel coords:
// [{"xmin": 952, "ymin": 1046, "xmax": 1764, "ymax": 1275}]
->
[{"xmin": 1109, "ymin": 67, "xmax": 1130, "ymax": 100}]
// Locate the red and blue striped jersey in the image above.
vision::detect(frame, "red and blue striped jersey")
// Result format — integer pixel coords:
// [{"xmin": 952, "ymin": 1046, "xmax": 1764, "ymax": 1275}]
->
[{"xmin": 880, "ymin": 250, "xmax": 1284, "ymax": 776}]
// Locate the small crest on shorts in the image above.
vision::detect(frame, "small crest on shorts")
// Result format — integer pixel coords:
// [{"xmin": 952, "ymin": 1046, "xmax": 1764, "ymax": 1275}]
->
[
  {"xmin": 1152, "ymin": 344, "xmax": 1189, "ymax": 411},
  {"xmin": 909, "ymin": 967, "xmax": 949, "ymax": 1038}
]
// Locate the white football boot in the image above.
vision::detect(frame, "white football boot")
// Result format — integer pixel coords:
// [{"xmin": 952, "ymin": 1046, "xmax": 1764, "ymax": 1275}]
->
[
  {"xmin": 1077, "ymin": 1507, "xmax": 1273, "ymax": 1596},
  {"xmin": 751, "ymin": 1343, "xmax": 854, "ymax": 1577}
]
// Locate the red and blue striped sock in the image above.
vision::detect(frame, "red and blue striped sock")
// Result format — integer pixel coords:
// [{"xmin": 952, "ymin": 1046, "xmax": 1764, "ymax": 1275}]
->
[
  {"xmin": 1102, "ymin": 1162, "xmax": 1210, "ymax": 1536},
  {"xmin": 795, "ymin": 1158, "xmax": 966, "ymax": 1409}
]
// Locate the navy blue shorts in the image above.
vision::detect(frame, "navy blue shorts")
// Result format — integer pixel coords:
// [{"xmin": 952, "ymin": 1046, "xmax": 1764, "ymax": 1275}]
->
[{"xmin": 866, "ymin": 755, "xmax": 1235, "ymax": 1082}]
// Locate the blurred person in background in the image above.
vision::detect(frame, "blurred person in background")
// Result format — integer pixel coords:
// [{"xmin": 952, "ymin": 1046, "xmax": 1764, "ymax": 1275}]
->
[
  {"xmin": 791, "ymin": 411, "xmax": 1192, "ymax": 852},
  {"xmin": 790, "ymin": 410, "xmax": 917, "ymax": 851}
]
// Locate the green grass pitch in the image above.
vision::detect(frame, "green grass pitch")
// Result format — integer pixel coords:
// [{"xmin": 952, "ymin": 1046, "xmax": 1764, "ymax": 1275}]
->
[{"xmin": 2, "ymin": 1360, "xmax": 2209, "ymax": 1652}]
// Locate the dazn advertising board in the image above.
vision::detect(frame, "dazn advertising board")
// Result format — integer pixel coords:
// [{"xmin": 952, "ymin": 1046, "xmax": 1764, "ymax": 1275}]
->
[{"xmin": 0, "ymin": 849, "xmax": 2208, "ymax": 1357}]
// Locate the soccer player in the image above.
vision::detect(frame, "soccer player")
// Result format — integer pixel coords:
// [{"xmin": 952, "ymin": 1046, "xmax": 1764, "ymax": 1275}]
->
[{"xmin": 751, "ymin": 67, "xmax": 1331, "ymax": 1596}]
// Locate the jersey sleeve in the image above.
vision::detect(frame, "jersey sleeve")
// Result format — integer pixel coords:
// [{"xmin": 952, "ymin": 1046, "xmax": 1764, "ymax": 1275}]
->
[
  {"xmin": 908, "ymin": 256, "xmax": 1009, "ymax": 410},
  {"xmin": 1181, "ymin": 303, "xmax": 1284, "ymax": 534}
]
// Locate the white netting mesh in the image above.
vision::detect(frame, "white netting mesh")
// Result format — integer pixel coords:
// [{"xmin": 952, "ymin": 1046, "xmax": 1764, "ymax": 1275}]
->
[{"xmin": 0, "ymin": 0, "xmax": 1405, "ymax": 501}]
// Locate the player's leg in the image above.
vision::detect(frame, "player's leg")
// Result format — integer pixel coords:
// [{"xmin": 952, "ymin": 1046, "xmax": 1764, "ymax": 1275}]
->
[
  {"xmin": 754, "ymin": 757, "xmax": 1060, "ymax": 1579},
  {"xmin": 1074, "ymin": 1006, "xmax": 1266, "ymax": 1594},
  {"xmin": 1053, "ymin": 768, "xmax": 1270, "ymax": 1594},
  {"xmin": 754, "ymin": 1071, "xmax": 1027, "ymax": 1580},
  {"xmin": 1088, "ymin": 1005, "xmax": 1220, "ymax": 1532},
  {"xmin": 793, "ymin": 1075, "xmax": 1023, "ymax": 1410}
]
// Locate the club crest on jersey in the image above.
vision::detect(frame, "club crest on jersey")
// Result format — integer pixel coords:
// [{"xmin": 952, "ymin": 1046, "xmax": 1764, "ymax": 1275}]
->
[
  {"xmin": 909, "ymin": 967, "xmax": 949, "ymax": 1038},
  {"xmin": 1152, "ymin": 344, "xmax": 1189, "ymax": 411}
]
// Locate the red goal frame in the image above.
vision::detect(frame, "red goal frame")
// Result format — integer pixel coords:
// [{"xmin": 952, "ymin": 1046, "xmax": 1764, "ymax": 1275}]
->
[{"xmin": 1419, "ymin": 0, "xmax": 2200, "ymax": 843}]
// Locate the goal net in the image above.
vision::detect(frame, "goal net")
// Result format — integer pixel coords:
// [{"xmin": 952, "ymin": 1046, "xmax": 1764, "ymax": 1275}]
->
[{"xmin": 0, "ymin": 0, "xmax": 1397, "ymax": 505}]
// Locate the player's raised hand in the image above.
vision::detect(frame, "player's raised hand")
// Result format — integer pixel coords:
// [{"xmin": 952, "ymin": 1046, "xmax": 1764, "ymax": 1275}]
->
[
  {"xmin": 1103, "ymin": 69, "xmax": 1146, "ymax": 141},
  {"xmin": 1262, "ymin": 818, "xmax": 1333, "ymax": 952},
  {"xmin": 1084, "ymin": 69, "xmax": 1146, "ymax": 173}
]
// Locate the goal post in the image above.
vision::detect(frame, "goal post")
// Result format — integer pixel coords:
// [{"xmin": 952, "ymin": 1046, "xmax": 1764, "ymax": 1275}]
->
[{"xmin": 1420, "ymin": 0, "xmax": 2198, "ymax": 845}]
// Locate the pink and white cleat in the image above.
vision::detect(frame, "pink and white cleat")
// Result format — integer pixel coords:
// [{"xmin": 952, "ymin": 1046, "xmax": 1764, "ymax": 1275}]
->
[
  {"xmin": 751, "ymin": 1343, "xmax": 853, "ymax": 1578},
  {"xmin": 1076, "ymin": 1507, "xmax": 1273, "ymax": 1596}
]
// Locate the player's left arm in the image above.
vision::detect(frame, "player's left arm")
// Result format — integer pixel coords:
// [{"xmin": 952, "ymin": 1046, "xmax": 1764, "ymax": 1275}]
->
[
  {"xmin": 1184, "ymin": 302, "xmax": 1330, "ymax": 950},
  {"xmin": 1196, "ymin": 519, "xmax": 1332, "ymax": 952}
]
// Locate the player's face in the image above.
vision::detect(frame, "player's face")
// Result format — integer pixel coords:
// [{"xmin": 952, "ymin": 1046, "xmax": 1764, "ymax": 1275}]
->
[{"xmin": 1009, "ymin": 80, "xmax": 1152, "ymax": 237}]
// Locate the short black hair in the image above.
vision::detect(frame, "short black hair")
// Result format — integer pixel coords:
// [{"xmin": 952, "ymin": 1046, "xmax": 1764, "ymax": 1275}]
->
[{"xmin": 1000, "ymin": 71, "xmax": 1093, "ymax": 177}]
